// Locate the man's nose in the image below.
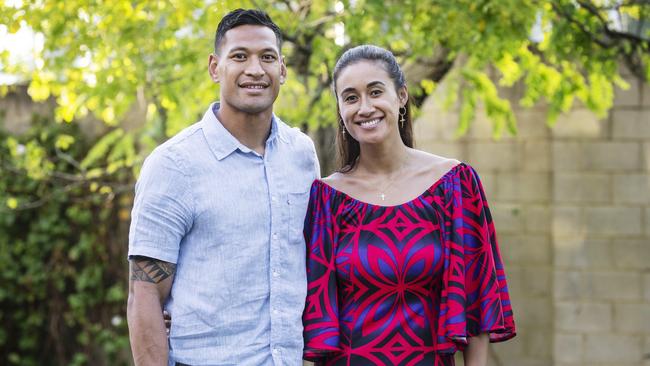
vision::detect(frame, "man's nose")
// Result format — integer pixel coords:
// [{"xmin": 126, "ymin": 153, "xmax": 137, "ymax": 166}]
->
[{"xmin": 245, "ymin": 57, "xmax": 265, "ymax": 77}]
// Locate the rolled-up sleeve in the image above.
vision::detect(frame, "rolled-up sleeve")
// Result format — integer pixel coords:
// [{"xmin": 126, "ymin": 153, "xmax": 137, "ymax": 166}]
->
[{"xmin": 128, "ymin": 147, "xmax": 194, "ymax": 264}]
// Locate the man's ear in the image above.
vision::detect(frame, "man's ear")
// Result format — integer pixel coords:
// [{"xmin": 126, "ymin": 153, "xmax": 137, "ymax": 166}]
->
[
  {"xmin": 280, "ymin": 55, "xmax": 287, "ymax": 85},
  {"xmin": 208, "ymin": 53, "xmax": 220, "ymax": 83}
]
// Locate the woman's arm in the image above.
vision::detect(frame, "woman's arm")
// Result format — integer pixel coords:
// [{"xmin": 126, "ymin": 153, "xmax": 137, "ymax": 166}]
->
[{"xmin": 462, "ymin": 333, "xmax": 489, "ymax": 366}]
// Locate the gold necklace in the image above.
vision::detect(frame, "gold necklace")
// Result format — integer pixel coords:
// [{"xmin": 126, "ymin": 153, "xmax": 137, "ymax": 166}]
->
[{"xmin": 376, "ymin": 167, "xmax": 405, "ymax": 201}]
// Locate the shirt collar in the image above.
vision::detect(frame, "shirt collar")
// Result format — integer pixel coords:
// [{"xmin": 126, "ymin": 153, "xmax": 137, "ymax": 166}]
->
[{"xmin": 201, "ymin": 102, "xmax": 286, "ymax": 161}]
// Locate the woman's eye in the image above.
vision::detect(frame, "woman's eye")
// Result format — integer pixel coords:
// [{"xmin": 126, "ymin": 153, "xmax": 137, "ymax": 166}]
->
[
  {"xmin": 370, "ymin": 89, "xmax": 383, "ymax": 96},
  {"xmin": 344, "ymin": 95, "xmax": 357, "ymax": 103}
]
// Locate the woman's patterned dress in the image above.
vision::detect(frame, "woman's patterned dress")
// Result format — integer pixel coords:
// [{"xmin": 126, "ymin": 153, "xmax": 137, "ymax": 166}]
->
[{"xmin": 303, "ymin": 164, "xmax": 516, "ymax": 366}]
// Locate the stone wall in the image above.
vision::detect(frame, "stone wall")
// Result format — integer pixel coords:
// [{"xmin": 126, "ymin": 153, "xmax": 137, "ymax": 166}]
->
[
  {"xmin": 416, "ymin": 75, "xmax": 650, "ymax": 366},
  {"xmin": 0, "ymin": 85, "xmax": 53, "ymax": 134}
]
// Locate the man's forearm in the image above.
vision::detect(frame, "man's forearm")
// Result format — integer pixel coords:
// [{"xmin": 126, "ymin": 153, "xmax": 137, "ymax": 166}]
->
[
  {"xmin": 128, "ymin": 290, "xmax": 169, "ymax": 366},
  {"xmin": 127, "ymin": 257, "xmax": 176, "ymax": 366}
]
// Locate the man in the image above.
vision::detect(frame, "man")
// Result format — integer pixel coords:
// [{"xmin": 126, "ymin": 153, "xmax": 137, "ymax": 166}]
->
[{"xmin": 127, "ymin": 9, "xmax": 319, "ymax": 366}]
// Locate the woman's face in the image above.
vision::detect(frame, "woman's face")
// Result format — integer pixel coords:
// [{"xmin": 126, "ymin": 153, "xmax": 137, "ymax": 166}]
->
[{"xmin": 336, "ymin": 60, "xmax": 407, "ymax": 145}]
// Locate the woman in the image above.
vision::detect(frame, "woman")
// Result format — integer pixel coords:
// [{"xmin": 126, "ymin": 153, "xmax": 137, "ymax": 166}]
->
[{"xmin": 302, "ymin": 45, "xmax": 516, "ymax": 366}]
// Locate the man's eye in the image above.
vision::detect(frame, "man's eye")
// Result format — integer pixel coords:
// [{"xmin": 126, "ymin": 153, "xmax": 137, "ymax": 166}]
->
[
  {"xmin": 232, "ymin": 53, "xmax": 246, "ymax": 60},
  {"xmin": 262, "ymin": 54, "xmax": 277, "ymax": 61}
]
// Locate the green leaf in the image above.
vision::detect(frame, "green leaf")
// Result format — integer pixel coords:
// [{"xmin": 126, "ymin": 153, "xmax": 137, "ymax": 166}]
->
[
  {"xmin": 80, "ymin": 129, "xmax": 124, "ymax": 169},
  {"xmin": 54, "ymin": 134, "xmax": 75, "ymax": 150},
  {"xmin": 6, "ymin": 197, "xmax": 18, "ymax": 210}
]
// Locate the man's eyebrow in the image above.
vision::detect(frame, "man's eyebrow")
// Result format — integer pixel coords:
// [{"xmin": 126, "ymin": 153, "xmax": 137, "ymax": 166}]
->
[{"xmin": 227, "ymin": 47, "xmax": 279, "ymax": 55}]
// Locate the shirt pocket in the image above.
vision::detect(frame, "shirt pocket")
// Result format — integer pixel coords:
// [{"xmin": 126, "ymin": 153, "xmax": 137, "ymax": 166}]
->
[{"xmin": 287, "ymin": 191, "xmax": 310, "ymax": 245}]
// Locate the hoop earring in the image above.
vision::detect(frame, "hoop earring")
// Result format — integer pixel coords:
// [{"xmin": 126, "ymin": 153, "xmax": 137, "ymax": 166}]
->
[{"xmin": 399, "ymin": 107, "xmax": 407, "ymax": 129}]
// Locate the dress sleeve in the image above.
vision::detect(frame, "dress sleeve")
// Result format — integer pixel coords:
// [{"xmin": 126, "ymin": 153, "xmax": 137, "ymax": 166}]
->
[
  {"xmin": 436, "ymin": 165, "xmax": 516, "ymax": 353},
  {"xmin": 302, "ymin": 181, "xmax": 341, "ymax": 361}
]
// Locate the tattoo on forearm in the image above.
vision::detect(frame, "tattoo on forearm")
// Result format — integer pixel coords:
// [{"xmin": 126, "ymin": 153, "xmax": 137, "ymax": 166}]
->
[{"xmin": 130, "ymin": 256, "xmax": 176, "ymax": 283}]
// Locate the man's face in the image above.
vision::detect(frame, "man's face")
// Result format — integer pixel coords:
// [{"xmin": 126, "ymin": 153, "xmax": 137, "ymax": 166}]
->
[{"xmin": 209, "ymin": 25, "xmax": 286, "ymax": 115}]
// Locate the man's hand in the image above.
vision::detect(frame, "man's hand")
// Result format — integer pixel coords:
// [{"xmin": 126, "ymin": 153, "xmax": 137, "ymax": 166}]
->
[
  {"xmin": 163, "ymin": 310, "xmax": 171, "ymax": 336},
  {"xmin": 127, "ymin": 256, "xmax": 176, "ymax": 366}
]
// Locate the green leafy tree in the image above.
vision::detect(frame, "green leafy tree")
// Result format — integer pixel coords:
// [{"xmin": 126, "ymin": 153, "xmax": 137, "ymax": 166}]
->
[
  {"xmin": 0, "ymin": 1, "xmax": 648, "ymax": 364},
  {"xmin": 2, "ymin": 1, "xmax": 648, "ymax": 167}
]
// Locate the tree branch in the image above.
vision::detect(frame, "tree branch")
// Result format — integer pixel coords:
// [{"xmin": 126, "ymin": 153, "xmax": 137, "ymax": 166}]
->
[
  {"xmin": 55, "ymin": 147, "xmax": 84, "ymax": 172},
  {"xmin": 551, "ymin": 2, "xmax": 614, "ymax": 49},
  {"xmin": 577, "ymin": 0, "xmax": 650, "ymax": 45},
  {"xmin": 278, "ymin": 0, "xmax": 296, "ymax": 13},
  {"xmin": 403, "ymin": 47, "xmax": 456, "ymax": 107},
  {"xmin": 591, "ymin": 0, "xmax": 650, "ymax": 11},
  {"xmin": 307, "ymin": 70, "xmax": 333, "ymax": 111}
]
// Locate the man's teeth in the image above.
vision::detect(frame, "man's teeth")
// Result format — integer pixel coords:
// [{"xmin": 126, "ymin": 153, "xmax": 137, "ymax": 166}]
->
[
  {"xmin": 243, "ymin": 85, "xmax": 265, "ymax": 89},
  {"xmin": 360, "ymin": 118, "xmax": 380, "ymax": 127}
]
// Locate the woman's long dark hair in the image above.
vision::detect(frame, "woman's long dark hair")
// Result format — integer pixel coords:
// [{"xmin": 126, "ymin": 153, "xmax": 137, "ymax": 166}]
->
[{"xmin": 332, "ymin": 45, "xmax": 414, "ymax": 173}]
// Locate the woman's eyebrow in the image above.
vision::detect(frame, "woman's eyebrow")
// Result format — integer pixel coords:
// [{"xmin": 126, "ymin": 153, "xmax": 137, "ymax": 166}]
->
[{"xmin": 340, "ymin": 81, "xmax": 386, "ymax": 95}]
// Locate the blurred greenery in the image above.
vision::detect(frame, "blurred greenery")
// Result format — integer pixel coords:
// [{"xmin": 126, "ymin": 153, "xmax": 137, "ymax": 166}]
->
[
  {"xmin": 0, "ymin": 0, "xmax": 648, "ymax": 364},
  {"xmin": 0, "ymin": 116, "xmax": 132, "ymax": 365}
]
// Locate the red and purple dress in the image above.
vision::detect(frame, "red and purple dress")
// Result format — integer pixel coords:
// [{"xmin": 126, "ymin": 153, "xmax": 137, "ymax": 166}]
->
[{"xmin": 302, "ymin": 163, "xmax": 516, "ymax": 366}]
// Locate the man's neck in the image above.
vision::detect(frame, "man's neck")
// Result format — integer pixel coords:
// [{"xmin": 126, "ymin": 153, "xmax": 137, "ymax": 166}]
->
[{"xmin": 216, "ymin": 104, "xmax": 274, "ymax": 155}]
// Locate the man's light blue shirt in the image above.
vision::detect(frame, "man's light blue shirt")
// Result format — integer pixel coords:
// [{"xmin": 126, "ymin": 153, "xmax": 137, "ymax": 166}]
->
[{"xmin": 128, "ymin": 103, "xmax": 319, "ymax": 365}]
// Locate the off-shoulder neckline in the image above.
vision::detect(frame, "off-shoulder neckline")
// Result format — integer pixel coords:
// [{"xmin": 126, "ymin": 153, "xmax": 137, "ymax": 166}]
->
[{"xmin": 315, "ymin": 163, "xmax": 465, "ymax": 208}]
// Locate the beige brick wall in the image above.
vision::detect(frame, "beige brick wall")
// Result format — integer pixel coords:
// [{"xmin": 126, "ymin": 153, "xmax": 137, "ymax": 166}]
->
[
  {"xmin": 416, "ymin": 74, "xmax": 650, "ymax": 365},
  {"xmin": 417, "ymin": 96, "xmax": 554, "ymax": 366},
  {"xmin": 0, "ymin": 85, "xmax": 54, "ymax": 135}
]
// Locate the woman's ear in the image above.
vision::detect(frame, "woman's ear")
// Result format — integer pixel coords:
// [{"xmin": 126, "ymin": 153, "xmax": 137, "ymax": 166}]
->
[{"xmin": 398, "ymin": 86, "xmax": 409, "ymax": 107}]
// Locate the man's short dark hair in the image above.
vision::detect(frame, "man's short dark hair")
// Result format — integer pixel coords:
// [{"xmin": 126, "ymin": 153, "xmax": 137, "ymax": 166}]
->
[{"xmin": 214, "ymin": 9, "xmax": 283, "ymax": 54}]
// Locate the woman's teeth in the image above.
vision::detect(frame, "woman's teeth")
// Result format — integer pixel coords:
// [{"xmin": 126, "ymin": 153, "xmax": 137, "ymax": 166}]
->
[{"xmin": 359, "ymin": 118, "xmax": 380, "ymax": 127}]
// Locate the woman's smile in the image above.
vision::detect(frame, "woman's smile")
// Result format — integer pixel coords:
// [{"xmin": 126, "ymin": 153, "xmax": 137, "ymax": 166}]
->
[{"xmin": 355, "ymin": 117, "xmax": 383, "ymax": 129}]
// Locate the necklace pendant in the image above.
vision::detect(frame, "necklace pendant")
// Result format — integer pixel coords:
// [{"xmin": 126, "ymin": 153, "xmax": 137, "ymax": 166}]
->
[{"xmin": 380, "ymin": 193, "xmax": 385, "ymax": 201}]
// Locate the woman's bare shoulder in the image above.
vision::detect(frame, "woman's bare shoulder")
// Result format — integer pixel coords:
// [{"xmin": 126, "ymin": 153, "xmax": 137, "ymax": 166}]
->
[
  {"xmin": 321, "ymin": 171, "xmax": 344, "ymax": 185},
  {"xmin": 320, "ymin": 171, "xmax": 360, "ymax": 193},
  {"xmin": 411, "ymin": 149, "xmax": 461, "ymax": 172}
]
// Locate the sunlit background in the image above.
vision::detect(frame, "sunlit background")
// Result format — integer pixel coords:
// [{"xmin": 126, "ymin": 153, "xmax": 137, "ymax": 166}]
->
[{"xmin": 1, "ymin": 1, "xmax": 648, "ymax": 365}]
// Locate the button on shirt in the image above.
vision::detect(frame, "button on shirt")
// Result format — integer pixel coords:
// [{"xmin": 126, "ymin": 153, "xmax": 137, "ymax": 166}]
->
[{"xmin": 128, "ymin": 103, "xmax": 319, "ymax": 365}]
